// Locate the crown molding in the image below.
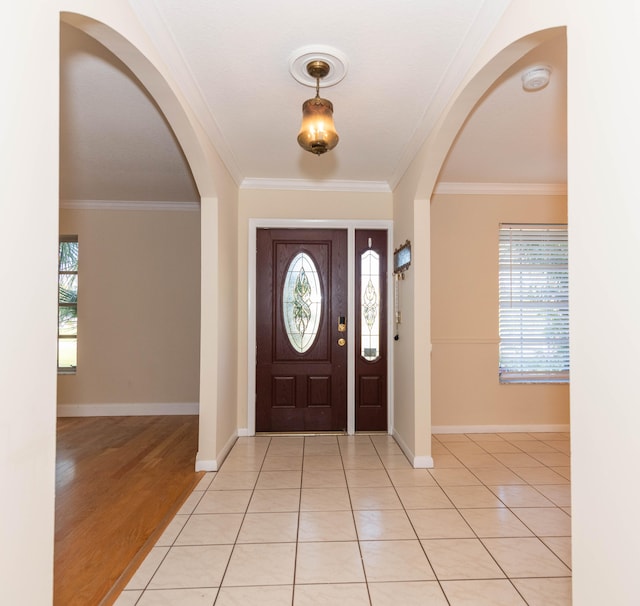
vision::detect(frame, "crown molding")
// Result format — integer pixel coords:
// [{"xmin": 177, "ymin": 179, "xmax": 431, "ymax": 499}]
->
[
  {"xmin": 240, "ymin": 178, "xmax": 391, "ymax": 193},
  {"xmin": 60, "ymin": 199, "xmax": 200, "ymax": 211},
  {"xmin": 433, "ymin": 182, "xmax": 567, "ymax": 196}
]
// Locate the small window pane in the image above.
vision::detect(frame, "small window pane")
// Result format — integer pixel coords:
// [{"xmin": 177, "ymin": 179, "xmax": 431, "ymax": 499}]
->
[
  {"xmin": 361, "ymin": 250, "xmax": 380, "ymax": 361},
  {"xmin": 59, "ymin": 241, "xmax": 78, "ymax": 272},
  {"xmin": 59, "ymin": 274, "xmax": 78, "ymax": 302},
  {"xmin": 58, "ymin": 338, "xmax": 77, "ymax": 369},
  {"xmin": 58, "ymin": 309, "xmax": 77, "ymax": 333},
  {"xmin": 283, "ymin": 252, "xmax": 322, "ymax": 353}
]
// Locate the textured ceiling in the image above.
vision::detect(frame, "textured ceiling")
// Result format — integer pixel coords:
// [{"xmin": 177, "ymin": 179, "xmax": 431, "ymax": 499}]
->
[{"xmin": 59, "ymin": 1, "xmax": 566, "ymax": 202}]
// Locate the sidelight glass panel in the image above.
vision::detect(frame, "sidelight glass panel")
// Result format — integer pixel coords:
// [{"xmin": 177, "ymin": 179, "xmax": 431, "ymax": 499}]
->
[
  {"xmin": 361, "ymin": 250, "xmax": 380, "ymax": 361},
  {"xmin": 283, "ymin": 252, "xmax": 322, "ymax": 353}
]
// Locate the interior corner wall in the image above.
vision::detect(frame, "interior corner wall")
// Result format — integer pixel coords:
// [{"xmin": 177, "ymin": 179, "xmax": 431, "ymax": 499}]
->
[
  {"xmin": 390, "ymin": 197, "xmax": 432, "ymax": 466},
  {"xmin": 198, "ymin": 179, "xmax": 239, "ymax": 471},
  {"xmin": 215, "ymin": 189, "xmax": 240, "ymax": 459},
  {"xmin": 430, "ymin": 193, "xmax": 569, "ymax": 429},
  {"xmin": 57, "ymin": 207, "xmax": 201, "ymax": 414}
]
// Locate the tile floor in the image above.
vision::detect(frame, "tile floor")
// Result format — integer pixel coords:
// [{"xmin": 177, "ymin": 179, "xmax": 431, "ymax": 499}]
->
[{"xmin": 115, "ymin": 432, "xmax": 571, "ymax": 605}]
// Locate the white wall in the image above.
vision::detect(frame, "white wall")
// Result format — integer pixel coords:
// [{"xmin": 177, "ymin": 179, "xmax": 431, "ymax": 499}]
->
[
  {"xmin": 568, "ymin": 1, "xmax": 640, "ymax": 603},
  {"xmin": 0, "ymin": 3, "xmax": 59, "ymax": 603}
]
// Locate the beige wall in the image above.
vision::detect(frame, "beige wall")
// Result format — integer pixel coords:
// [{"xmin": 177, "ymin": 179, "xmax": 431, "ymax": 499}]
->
[
  {"xmin": 236, "ymin": 188, "xmax": 393, "ymax": 430},
  {"xmin": 431, "ymin": 193, "xmax": 569, "ymax": 428},
  {"xmin": 57, "ymin": 206, "xmax": 201, "ymax": 411},
  {"xmin": 215, "ymin": 189, "xmax": 240, "ymax": 464}
]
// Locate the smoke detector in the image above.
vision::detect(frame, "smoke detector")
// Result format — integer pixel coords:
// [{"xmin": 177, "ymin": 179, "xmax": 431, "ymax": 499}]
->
[{"xmin": 521, "ymin": 65, "xmax": 551, "ymax": 91}]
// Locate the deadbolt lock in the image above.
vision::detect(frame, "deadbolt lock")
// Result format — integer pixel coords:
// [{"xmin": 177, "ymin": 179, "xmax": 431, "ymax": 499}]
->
[{"xmin": 338, "ymin": 315, "xmax": 346, "ymax": 333}]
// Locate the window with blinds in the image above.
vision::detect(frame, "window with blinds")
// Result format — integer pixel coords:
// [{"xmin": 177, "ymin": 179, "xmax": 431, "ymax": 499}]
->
[{"xmin": 499, "ymin": 224, "xmax": 569, "ymax": 383}]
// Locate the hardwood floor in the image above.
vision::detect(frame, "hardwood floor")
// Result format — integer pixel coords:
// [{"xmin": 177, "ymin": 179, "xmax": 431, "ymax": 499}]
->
[{"xmin": 54, "ymin": 415, "xmax": 202, "ymax": 606}]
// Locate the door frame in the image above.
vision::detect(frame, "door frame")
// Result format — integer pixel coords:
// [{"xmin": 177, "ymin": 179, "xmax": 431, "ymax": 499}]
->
[{"xmin": 247, "ymin": 218, "xmax": 394, "ymax": 435}]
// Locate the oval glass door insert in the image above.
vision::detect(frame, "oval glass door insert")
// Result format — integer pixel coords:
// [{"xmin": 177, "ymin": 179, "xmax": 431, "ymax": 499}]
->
[{"xmin": 283, "ymin": 252, "xmax": 322, "ymax": 353}]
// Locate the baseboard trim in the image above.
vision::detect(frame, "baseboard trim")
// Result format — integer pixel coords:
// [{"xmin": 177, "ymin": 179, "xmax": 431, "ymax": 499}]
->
[
  {"xmin": 57, "ymin": 402, "xmax": 199, "ymax": 417},
  {"xmin": 194, "ymin": 457, "xmax": 217, "ymax": 472},
  {"xmin": 392, "ymin": 429, "xmax": 434, "ymax": 469},
  {"xmin": 195, "ymin": 431, "xmax": 239, "ymax": 472},
  {"xmin": 432, "ymin": 424, "xmax": 570, "ymax": 434},
  {"xmin": 413, "ymin": 455, "xmax": 435, "ymax": 469},
  {"xmin": 237, "ymin": 428, "xmax": 250, "ymax": 437}
]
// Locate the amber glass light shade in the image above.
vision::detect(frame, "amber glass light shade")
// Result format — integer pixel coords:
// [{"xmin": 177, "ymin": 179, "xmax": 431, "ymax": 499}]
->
[{"xmin": 297, "ymin": 96, "xmax": 339, "ymax": 155}]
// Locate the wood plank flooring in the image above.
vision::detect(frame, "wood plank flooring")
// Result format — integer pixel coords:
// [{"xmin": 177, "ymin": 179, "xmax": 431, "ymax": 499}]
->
[{"xmin": 54, "ymin": 415, "xmax": 202, "ymax": 606}]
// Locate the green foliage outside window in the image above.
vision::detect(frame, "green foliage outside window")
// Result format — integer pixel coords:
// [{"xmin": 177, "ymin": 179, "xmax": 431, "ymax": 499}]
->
[{"xmin": 58, "ymin": 237, "xmax": 78, "ymax": 371}]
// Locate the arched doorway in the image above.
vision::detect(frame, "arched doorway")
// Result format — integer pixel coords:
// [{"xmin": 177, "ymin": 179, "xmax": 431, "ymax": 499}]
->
[{"xmin": 55, "ymin": 12, "xmax": 224, "ymax": 603}]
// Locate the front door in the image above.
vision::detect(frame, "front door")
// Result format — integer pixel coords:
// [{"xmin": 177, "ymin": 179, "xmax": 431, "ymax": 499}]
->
[{"xmin": 256, "ymin": 228, "xmax": 348, "ymax": 432}]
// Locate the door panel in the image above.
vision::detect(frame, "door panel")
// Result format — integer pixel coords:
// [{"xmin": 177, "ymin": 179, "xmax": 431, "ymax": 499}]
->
[
  {"xmin": 256, "ymin": 228, "xmax": 347, "ymax": 432},
  {"xmin": 355, "ymin": 229, "xmax": 388, "ymax": 431}
]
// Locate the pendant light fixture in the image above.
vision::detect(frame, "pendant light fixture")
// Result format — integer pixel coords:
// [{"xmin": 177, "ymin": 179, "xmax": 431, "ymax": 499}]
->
[{"xmin": 297, "ymin": 60, "xmax": 339, "ymax": 155}]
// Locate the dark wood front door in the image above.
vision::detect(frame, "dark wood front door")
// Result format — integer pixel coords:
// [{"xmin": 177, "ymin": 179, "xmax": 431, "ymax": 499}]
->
[{"xmin": 256, "ymin": 228, "xmax": 348, "ymax": 432}]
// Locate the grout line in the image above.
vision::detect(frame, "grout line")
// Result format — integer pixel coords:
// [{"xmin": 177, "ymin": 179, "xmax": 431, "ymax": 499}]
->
[
  {"xmin": 213, "ymin": 436, "xmax": 271, "ymax": 604},
  {"xmin": 126, "ymin": 432, "xmax": 570, "ymax": 605}
]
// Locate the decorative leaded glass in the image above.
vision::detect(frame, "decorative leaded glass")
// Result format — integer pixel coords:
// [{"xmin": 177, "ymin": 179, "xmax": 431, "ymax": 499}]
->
[
  {"xmin": 361, "ymin": 250, "xmax": 380, "ymax": 361},
  {"xmin": 283, "ymin": 252, "xmax": 322, "ymax": 353}
]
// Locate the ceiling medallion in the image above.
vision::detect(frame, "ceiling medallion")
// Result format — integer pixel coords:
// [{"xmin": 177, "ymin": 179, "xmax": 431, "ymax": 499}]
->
[{"xmin": 289, "ymin": 46, "xmax": 348, "ymax": 88}]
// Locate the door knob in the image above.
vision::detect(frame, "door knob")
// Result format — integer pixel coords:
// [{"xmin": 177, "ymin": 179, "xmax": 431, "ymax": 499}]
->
[{"xmin": 337, "ymin": 338, "xmax": 346, "ymax": 347}]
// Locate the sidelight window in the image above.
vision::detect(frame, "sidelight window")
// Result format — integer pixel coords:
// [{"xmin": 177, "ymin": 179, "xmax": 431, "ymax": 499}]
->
[{"xmin": 360, "ymin": 249, "xmax": 381, "ymax": 361}]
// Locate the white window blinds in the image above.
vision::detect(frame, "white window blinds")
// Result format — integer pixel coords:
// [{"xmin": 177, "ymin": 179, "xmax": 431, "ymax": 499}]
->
[{"xmin": 499, "ymin": 224, "xmax": 569, "ymax": 383}]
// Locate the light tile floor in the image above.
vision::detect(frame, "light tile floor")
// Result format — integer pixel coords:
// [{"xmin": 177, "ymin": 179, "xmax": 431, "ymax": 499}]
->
[{"xmin": 116, "ymin": 432, "xmax": 571, "ymax": 605}]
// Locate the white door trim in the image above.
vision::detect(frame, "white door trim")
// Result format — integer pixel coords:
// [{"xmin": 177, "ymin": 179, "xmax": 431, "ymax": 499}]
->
[{"xmin": 248, "ymin": 218, "xmax": 393, "ymax": 435}]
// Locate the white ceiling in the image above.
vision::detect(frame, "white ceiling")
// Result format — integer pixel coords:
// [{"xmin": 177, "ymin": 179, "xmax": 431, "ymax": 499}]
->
[{"xmin": 59, "ymin": 1, "xmax": 566, "ymax": 203}]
